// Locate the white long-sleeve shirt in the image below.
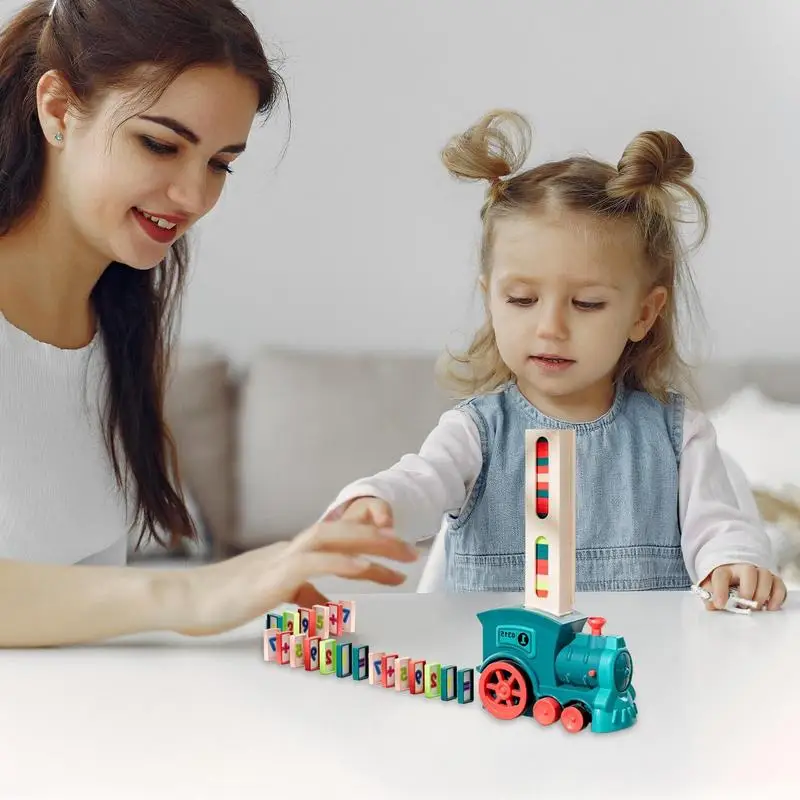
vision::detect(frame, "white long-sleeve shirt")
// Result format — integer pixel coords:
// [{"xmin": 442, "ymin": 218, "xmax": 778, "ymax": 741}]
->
[{"xmin": 326, "ymin": 405, "xmax": 779, "ymax": 591}]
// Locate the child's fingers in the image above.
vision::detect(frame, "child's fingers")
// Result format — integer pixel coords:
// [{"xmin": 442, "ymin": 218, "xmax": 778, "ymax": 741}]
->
[
  {"xmin": 734, "ymin": 565, "xmax": 758, "ymax": 602},
  {"xmin": 710, "ymin": 567, "xmax": 732, "ymax": 609},
  {"xmin": 767, "ymin": 578, "xmax": 787, "ymax": 611},
  {"xmin": 369, "ymin": 501, "xmax": 394, "ymax": 529},
  {"xmin": 753, "ymin": 569, "xmax": 774, "ymax": 609}
]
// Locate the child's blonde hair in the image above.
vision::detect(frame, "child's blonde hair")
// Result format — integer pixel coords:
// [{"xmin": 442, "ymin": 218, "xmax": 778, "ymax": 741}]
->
[{"xmin": 438, "ymin": 109, "xmax": 709, "ymax": 404}]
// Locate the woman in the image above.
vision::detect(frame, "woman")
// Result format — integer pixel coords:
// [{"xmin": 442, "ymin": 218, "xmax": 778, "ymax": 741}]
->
[{"xmin": 0, "ymin": 0, "xmax": 417, "ymax": 647}]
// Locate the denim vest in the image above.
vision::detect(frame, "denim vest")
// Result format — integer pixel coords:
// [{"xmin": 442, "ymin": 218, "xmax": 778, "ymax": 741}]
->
[{"xmin": 445, "ymin": 382, "xmax": 690, "ymax": 592}]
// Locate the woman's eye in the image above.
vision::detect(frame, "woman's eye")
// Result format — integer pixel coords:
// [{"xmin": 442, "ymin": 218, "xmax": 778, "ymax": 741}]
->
[
  {"xmin": 574, "ymin": 301, "xmax": 606, "ymax": 310},
  {"xmin": 506, "ymin": 296, "xmax": 534, "ymax": 306},
  {"xmin": 141, "ymin": 136, "xmax": 233, "ymax": 175},
  {"xmin": 140, "ymin": 136, "xmax": 176, "ymax": 155}
]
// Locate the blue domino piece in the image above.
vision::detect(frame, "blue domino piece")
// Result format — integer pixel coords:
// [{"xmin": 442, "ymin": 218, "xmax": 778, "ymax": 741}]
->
[
  {"xmin": 457, "ymin": 668, "xmax": 474, "ymax": 704},
  {"xmin": 353, "ymin": 644, "xmax": 370, "ymax": 680},
  {"xmin": 336, "ymin": 642, "xmax": 353, "ymax": 677},
  {"xmin": 266, "ymin": 613, "xmax": 283, "ymax": 630},
  {"xmin": 441, "ymin": 665, "xmax": 457, "ymax": 701}
]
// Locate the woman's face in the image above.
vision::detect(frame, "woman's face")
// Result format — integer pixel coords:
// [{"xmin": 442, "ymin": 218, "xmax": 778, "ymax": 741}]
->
[{"xmin": 43, "ymin": 64, "xmax": 259, "ymax": 269}]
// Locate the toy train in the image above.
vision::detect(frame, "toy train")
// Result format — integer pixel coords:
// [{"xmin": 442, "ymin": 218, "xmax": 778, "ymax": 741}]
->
[
  {"xmin": 263, "ymin": 597, "xmax": 636, "ymax": 735},
  {"xmin": 476, "ymin": 605, "xmax": 636, "ymax": 733}
]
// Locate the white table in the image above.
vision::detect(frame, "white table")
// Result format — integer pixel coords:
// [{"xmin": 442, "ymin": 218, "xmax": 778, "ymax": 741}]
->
[{"xmin": 1, "ymin": 590, "xmax": 797, "ymax": 799}]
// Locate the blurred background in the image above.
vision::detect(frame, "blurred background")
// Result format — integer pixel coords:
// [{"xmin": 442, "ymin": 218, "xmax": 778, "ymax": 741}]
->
[{"xmin": 5, "ymin": 0, "xmax": 798, "ymax": 590}]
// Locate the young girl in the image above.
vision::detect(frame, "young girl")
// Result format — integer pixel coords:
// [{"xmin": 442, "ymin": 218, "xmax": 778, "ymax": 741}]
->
[
  {"xmin": 327, "ymin": 109, "xmax": 786, "ymax": 612},
  {"xmin": 0, "ymin": 0, "xmax": 416, "ymax": 648}
]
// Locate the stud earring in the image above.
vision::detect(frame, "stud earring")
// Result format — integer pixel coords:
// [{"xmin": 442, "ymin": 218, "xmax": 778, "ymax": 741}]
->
[{"xmin": 54, "ymin": 131, "xmax": 64, "ymax": 142}]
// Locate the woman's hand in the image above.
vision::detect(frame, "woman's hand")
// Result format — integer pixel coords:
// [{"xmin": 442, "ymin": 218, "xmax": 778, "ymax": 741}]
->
[{"xmin": 175, "ymin": 519, "xmax": 417, "ymax": 636}]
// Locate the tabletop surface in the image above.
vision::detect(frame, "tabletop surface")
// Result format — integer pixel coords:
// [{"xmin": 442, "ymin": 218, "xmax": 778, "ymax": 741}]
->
[{"xmin": 1, "ymin": 589, "xmax": 797, "ymax": 799}]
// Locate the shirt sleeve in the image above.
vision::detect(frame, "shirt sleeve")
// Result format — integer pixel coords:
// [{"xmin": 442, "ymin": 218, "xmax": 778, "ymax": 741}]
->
[
  {"xmin": 679, "ymin": 405, "xmax": 778, "ymax": 584},
  {"xmin": 322, "ymin": 408, "xmax": 483, "ymax": 544}
]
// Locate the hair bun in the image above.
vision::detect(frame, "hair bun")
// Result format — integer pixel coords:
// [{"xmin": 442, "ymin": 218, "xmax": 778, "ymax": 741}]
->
[
  {"xmin": 608, "ymin": 130, "xmax": 695, "ymax": 200},
  {"xmin": 441, "ymin": 109, "xmax": 531, "ymax": 187}
]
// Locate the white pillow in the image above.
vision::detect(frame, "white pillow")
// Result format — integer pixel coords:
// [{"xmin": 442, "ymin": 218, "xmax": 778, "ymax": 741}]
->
[{"xmin": 708, "ymin": 385, "xmax": 800, "ymax": 493}]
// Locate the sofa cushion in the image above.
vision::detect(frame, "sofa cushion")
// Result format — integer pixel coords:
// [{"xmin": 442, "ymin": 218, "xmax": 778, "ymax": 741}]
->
[
  {"xmin": 236, "ymin": 348, "xmax": 455, "ymax": 547},
  {"xmin": 164, "ymin": 345, "xmax": 236, "ymax": 555}
]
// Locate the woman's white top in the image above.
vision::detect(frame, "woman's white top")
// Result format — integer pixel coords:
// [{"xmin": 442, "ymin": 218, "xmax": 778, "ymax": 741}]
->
[{"xmin": 0, "ymin": 311, "xmax": 129, "ymax": 565}]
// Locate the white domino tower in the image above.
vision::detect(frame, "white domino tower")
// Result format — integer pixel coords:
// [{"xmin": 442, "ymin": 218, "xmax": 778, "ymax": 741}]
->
[{"xmin": 523, "ymin": 429, "xmax": 577, "ymax": 617}]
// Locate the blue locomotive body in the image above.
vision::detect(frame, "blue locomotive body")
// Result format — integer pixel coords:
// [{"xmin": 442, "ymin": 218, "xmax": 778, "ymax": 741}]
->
[{"xmin": 476, "ymin": 605, "xmax": 637, "ymax": 733}]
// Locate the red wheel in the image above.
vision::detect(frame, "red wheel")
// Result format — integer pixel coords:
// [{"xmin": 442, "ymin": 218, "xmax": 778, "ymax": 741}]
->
[
  {"xmin": 478, "ymin": 660, "xmax": 529, "ymax": 720},
  {"xmin": 532, "ymin": 696, "xmax": 562, "ymax": 726},
  {"xmin": 561, "ymin": 704, "xmax": 590, "ymax": 733}
]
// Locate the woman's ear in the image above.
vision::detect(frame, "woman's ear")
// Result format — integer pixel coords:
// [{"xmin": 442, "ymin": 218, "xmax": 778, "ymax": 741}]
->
[{"xmin": 36, "ymin": 70, "xmax": 72, "ymax": 145}]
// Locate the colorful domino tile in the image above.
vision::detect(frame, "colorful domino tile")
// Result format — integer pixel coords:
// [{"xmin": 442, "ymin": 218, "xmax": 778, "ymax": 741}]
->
[
  {"xmin": 336, "ymin": 642, "xmax": 353, "ymax": 677},
  {"xmin": 265, "ymin": 613, "xmax": 283, "ymax": 630},
  {"xmin": 394, "ymin": 657, "xmax": 410, "ymax": 692},
  {"xmin": 282, "ymin": 610, "xmax": 300, "ymax": 636},
  {"xmin": 381, "ymin": 654, "xmax": 398, "ymax": 688},
  {"xmin": 409, "ymin": 659, "xmax": 426, "ymax": 695},
  {"xmin": 340, "ymin": 601, "xmax": 355, "ymax": 633},
  {"xmin": 303, "ymin": 636, "xmax": 321, "ymax": 671},
  {"xmin": 369, "ymin": 651, "xmax": 386, "ymax": 685},
  {"xmin": 312, "ymin": 605, "xmax": 330, "ymax": 639},
  {"xmin": 327, "ymin": 602, "xmax": 343, "ymax": 637},
  {"xmin": 457, "ymin": 668, "xmax": 474, "ymax": 704},
  {"xmin": 441, "ymin": 665, "xmax": 457, "ymax": 701},
  {"xmin": 424, "ymin": 663, "xmax": 441, "ymax": 698},
  {"xmin": 320, "ymin": 639, "xmax": 337, "ymax": 674},
  {"xmin": 353, "ymin": 645, "xmax": 369, "ymax": 680},
  {"xmin": 263, "ymin": 628, "xmax": 281, "ymax": 662},
  {"xmin": 276, "ymin": 631, "xmax": 291, "ymax": 665},
  {"xmin": 289, "ymin": 634, "xmax": 307, "ymax": 668},
  {"xmin": 298, "ymin": 607, "xmax": 313, "ymax": 636}
]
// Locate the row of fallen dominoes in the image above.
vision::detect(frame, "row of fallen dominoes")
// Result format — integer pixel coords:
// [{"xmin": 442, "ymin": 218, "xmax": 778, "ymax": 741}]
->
[{"xmin": 263, "ymin": 601, "xmax": 475, "ymax": 703}]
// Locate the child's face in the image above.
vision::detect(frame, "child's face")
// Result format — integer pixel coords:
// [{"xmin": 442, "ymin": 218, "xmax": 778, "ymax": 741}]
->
[
  {"xmin": 42, "ymin": 63, "xmax": 259, "ymax": 270},
  {"xmin": 485, "ymin": 210, "xmax": 666, "ymax": 413}
]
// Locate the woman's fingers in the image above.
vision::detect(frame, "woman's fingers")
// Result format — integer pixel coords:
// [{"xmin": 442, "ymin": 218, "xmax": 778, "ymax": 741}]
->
[
  {"xmin": 286, "ymin": 551, "xmax": 409, "ymax": 588},
  {"xmin": 291, "ymin": 521, "xmax": 418, "ymax": 563}
]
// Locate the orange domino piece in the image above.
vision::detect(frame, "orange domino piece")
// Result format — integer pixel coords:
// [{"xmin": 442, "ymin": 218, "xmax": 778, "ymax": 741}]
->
[
  {"xmin": 326, "ymin": 602, "xmax": 343, "ymax": 637},
  {"xmin": 289, "ymin": 634, "xmax": 307, "ymax": 668},
  {"xmin": 312, "ymin": 605, "xmax": 330, "ymax": 639},
  {"xmin": 409, "ymin": 659, "xmax": 426, "ymax": 694},
  {"xmin": 275, "ymin": 631, "xmax": 292, "ymax": 665},
  {"xmin": 381, "ymin": 654, "xmax": 398, "ymax": 688},
  {"xmin": 303, "ymin": 636, "xmax": 321, "ymax": 671},
  {"xmin": 394, "ymin": 657, "xmax": 410, "ymax": 692}
]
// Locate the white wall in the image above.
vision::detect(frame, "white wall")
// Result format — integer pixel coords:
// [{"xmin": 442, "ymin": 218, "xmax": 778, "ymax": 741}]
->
[{"xmin": 5, "ymin": 0, "xmax": 799, "ymax": 364}]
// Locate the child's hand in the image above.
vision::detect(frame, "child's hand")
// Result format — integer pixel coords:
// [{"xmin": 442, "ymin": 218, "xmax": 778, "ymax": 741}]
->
[
  {"xmin": 700, "ymin": 563, "xmax": 787, "ymax": 611},
  {"xmin": 340, "ymin": 496, "xmax": 394, "ymax": 529}
]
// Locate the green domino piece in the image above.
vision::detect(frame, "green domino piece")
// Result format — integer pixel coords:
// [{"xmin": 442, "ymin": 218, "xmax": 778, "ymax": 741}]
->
[
  {"xmin": 424, "ymin": 663, "xmax": 441, "ymax": 698},
  {"xmin": 282, "ymin": 610, "xmax": 300, "ymax": 636},
  {"xmin": 536, "ymin": 543, "xmax": 548, "ymax": 558},
  {"xmin": 320, "ymin": 638, "xmax": 337, "ymax": 674}
]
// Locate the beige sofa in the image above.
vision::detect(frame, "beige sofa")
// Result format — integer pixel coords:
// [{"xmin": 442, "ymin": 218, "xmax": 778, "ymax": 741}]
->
[{"xmin": 162, "ymin": 345, "xmax": 800, "ymax": 568}]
